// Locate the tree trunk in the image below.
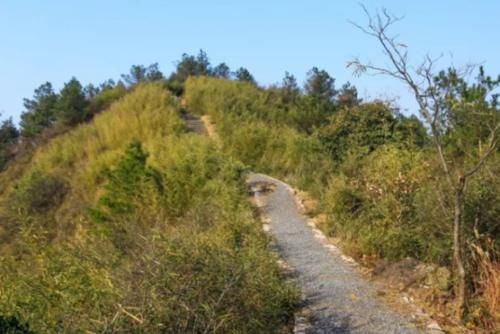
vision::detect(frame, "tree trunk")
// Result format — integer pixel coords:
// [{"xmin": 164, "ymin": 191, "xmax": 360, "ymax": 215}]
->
[{"xmin": 453, "ymin": 178, "xmax": 466, "ymax": 319}]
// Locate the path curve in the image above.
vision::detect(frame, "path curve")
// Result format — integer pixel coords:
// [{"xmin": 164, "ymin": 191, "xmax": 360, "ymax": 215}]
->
[{"xmin": 248, "ymin": 173, "xmax": 420, "ymax": 334}]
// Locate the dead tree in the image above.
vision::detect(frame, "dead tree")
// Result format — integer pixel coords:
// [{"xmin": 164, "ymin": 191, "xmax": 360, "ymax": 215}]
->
[{"xmin": 348, "ymin": 6, "xmax": 500, "ymax": 319}]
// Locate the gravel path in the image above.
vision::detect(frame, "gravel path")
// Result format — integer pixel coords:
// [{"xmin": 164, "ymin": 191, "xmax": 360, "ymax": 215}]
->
[{"xmin": 248, "ymin": 173, "xmax": 420, "ymax": 334}]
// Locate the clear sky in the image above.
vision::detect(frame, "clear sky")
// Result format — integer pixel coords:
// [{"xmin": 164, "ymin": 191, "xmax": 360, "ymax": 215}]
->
[{"xmin": 1, "ymin": 1, "xmax": 499, "ymax": 123}]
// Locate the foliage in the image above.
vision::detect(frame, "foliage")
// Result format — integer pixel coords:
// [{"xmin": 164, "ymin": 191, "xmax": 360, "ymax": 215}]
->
[
  {"xmin": 337, "ymin": 82, "xmax": 361, "ymax": 107},
  {"xmin": 0, "ymin": 315, "xmax": 34, "ymax": 334},
  {"xmin": 433, "ymin": 67, "xmax": 500, "ymax": 172},
  {"xmin": 317, "ymin": 102, "xmax": 427, "ymax": 162},
  {"xmin": 184, "ymin": 74, "xmax": 499, "ymax": 327},
  {"xmin": 234, "ymin": 67, "xmax": 256, "ymax": 84},
  {"xmin": 167, "ymin": 50, "xmax": 213, "ymax": 95},
  {"xmin": 0, "ymin": 82, "xmax": 296, "ymax": 333},
  {"xmin": 88, "ymin": 140, "xmax": 163, "ymax": 251},
  {"xmin": 323, "ymin": 146, "xmax": 450, "ymax": 261},
  {"xmin": 55, "ymin": 77, "xmax": 89, "ymax": 125},
  {"xmin": 0, "ymin": 117, "xmax": 19, "ymax": 170},
  {"xmin": 121, "ymin": 63, "xmax": 164, "ymax": 86},
  {"xmin": 212, "ymin": 62, "xmax": 231, "ymax": 78},
  {"xmin": 91, "ymin": 140, "xmax": 161, "ymax": 219},
  {"xmin": 20, "ymin": 82, "xmax": 58, "ymax": 137},
  {"xmin": 304, "ymin": 67, "xmax": 337, "ymax": 101},
  {"xmin": 185, "ymin": 76, "xmax": 334, "ymax": 196},
  {"xmin": 86, "ymin": 80, "xmax": 127, "ymax": 115},
  {"xmin": 10, "ymin": 169, "xmax": 66, "ymax": 215},
  {"xmin": 281, "ymin": 71, "xmax": 301, "ymax": 103}
]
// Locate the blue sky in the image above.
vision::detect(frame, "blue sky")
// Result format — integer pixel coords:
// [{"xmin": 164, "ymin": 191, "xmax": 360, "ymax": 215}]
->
[{"xmin": 1, "ymin": 1, "xmax": 499, "ymax": 123}]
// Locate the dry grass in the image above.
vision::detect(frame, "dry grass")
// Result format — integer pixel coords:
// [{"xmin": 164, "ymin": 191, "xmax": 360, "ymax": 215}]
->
[
  {"xmin": 471, "ymin": 241, "xmax": 500, "ymax": 328},
  {"xmin": 200, "ymin": 115, "xmax": 220, "ymax": 144},
  {"xmin": 482, "ymin": 261, "xmax": 500, "ymax": 323}
]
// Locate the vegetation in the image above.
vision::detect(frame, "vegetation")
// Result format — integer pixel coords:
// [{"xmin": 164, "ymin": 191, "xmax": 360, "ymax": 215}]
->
[
  {"xmin": 348, "ymin": 7, "xmax": 500, "ymax": 320},
  {"xmin": 184, "ymin": 71, "xmax": 499, "ymax": 329},
  {"xmin": 0, "ymin": 83, "xmax": 296, "ymax": 332},
  {"xmin": 0, "ymin": 116, "xmax": 19, "ymax": 170},
  {"xmin": 0, "ymin": 30, "xmax": 498, "ymax": 331}
]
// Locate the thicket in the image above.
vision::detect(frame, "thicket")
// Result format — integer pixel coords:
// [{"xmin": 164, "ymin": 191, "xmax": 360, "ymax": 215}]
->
[
  {"xmin": 0, "ymin": 83, "xmax": 295, "ymax": 332},
  {"xmin": 19, "ymin": 79, "xmax": 127, "ymax": 139},
  {"xmin": 184, "ymin": 75, "xmax": 500, "ymax": 328},
  {"xmin": 0, "ymin": 116, "xmax": 19, "ymax": 171}
]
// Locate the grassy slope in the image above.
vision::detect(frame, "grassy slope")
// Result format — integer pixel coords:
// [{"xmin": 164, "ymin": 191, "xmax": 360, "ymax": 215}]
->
[{"xmin": 0, "ymin": 82, "xmax": 295, "ymax": 333}]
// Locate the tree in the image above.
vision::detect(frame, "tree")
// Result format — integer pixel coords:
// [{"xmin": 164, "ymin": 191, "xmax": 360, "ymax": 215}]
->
[
  {"xmin": 145, "ymin": 63, "xmax": 164, "ymax": 81},
  {"xmin": 213, "ymin": 62, "xmax": 231, "ymax": 79},
  {"xmin": 167, "ymin": 50, "xmax": 213, "ymax": 95},
  {"xmin": 281, "ymin": 71, "xmax": 301, "ymax": 103},
  {"xmin": 234, "ymin": 67, "xmax": 256, "ymax": 84},
  {"xmin": 88, "ymin": 140, "xmax": 162, "ymax": 227},
  {"xmin": 83, "ymin": 83, "xmax": 99, "ymax": 99},
  {"xmin": 55, "ymin": 77, "xmax": 89, "ymax": 125},
  {"xmin": 394, "ymin": 114, "xmax": 428, "ymax": 147},
  {"xmin": 20, "ymin": 82, "xmax": 58, "ymax": 137},
  {"xmin": 348, "ymin": 7, "xmax": 500, "ymax": 318},
  {"xmin": 336, "ymin": 82, "xmax": 361, "ymax": 107},
  {"xmin": 194, "ymin": 49, "xmax": 211, "ymax": 76},
  {"xmin": 121, "ymin": 63, "xmax": 164, "ymax": 86},
  {"xmin": 171, "ymin": 50, "xmax": 212, "ymax": 82},
  {"xmin": 0, "ymin": 117, "xmax": 19, "ymax": 145},
  {"xmin": 0, "ymin": 115, "xmax": 19, "ymax": 170},
  {"xmin": 304, "ymin": 67, "xmax": 337, "ymax": 101},
  {"xmin": 318, "ymin": 102, "xmax": 398, "ymax": 161}
]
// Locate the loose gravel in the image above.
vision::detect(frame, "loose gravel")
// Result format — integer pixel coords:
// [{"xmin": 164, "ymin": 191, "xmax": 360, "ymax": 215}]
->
[{"xmin": 248, "ymin": 173, "xmax": 420, "ymax": 334}]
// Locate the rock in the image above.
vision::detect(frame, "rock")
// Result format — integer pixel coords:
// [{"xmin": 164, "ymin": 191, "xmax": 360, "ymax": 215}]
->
[{"xmin": 426, "ymin": 320, "xmax": 444, "ymax": 333}]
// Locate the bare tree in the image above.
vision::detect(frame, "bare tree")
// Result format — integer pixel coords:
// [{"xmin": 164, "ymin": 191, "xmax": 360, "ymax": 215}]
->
[{"xmin": 348, "ymin": 6, "xmax": 500, "ymax": 319}]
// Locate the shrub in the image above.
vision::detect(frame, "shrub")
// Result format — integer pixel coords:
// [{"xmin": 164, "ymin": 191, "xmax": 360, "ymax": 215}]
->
[
  {"xmin": 323, "ymin": 145, "xmax": 450, "ymax": 261},
  {"xmin": 0, "ymin": 315, "xmax": 34, "ymax": 334},
  {"xmin": 11, "ymin": 169, "xmax": 66, "ymax": 215}
]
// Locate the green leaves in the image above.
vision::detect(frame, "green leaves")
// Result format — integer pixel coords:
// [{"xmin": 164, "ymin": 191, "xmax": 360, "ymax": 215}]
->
[
  {"xmin": 20, "ymin": 82, "xmax": 58, "ymax": 137},
  {"xmin": 89, "ymin": 140, "xmax": 162, "ymax": 223},
  {"xmin": 55, "ymin": 78, "xmax": 89, "ymax": 126}
]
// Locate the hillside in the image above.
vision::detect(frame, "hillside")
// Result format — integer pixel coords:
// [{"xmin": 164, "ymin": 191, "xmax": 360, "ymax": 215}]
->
[
  {"xmin": 0, "ymin": 83, "xmax": 296, "ymax": 333},
  {"xmin": 0, "ymin": 67, "xmax": 498, "ymax": 333},
  {"xmin": 184, "ymin": 76, "xmax": 500, "ymax": 331}
]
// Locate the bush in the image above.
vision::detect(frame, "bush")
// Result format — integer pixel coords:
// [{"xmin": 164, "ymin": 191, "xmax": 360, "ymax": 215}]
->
[
  {"xmin": 323, "ymin": 145, "xmax": 450, "ymax": 261},
  {"xmin": 11, "ymin": 169, "xmax": 66, "ymax": 215},
  {"xmin": 0, "ymin": 106, "xmax": 296, "ymax": 332},
  {"xmin": 0, "ymin": 315, "xmax": 33, "ymax": 334}
]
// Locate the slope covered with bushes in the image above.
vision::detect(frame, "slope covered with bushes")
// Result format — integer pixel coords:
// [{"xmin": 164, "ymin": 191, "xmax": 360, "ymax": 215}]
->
[
  {"xmin": 184, "ymin": 76, "xmax": 500, "ymax": 329},
  {"xmin": 0, "ymin": 83, "xmax": 296, "ymax": 333}
]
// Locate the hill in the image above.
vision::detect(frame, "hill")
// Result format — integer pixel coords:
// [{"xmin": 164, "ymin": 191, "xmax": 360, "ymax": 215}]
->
[{"xmin": 0, "ymin": 83, "xmax": 296, "ymax": 333}]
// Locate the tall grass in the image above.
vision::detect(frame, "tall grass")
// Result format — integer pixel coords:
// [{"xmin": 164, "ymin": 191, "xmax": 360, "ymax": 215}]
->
[
  {"xmin": 0, "ymin": 82, "xmax": 296, "ymax": 333},
  {"xmin": 184, "ymin": 76, "xmax": 333, "ymax": 195}
]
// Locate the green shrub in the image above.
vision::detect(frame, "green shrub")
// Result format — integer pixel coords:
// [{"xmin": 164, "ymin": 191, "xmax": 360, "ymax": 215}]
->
[
  {"xmin": 0, "ymin": 315, "xmax": 34, "ymax": 334},
  {"xmin": 323, "ymin": 145, "xmax": 448, "ymax": 261},
  {"xmin": 89, "ymin": 140, "xmax": 162, "ymax": 221}
]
